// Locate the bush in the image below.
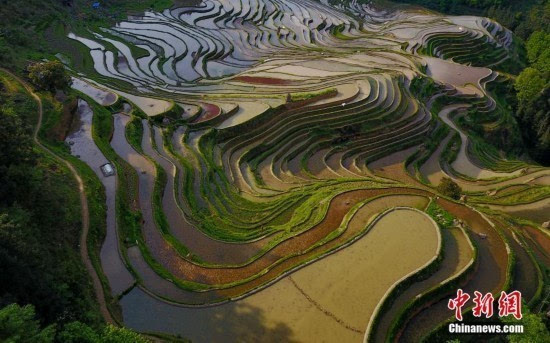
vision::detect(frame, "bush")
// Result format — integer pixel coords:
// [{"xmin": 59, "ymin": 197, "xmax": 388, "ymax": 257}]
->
[
  {"xmin": 0, "ymin": 304, "xmax": 151, "ymax": 343},
  {"xmin": 0, "ymin": 304, "xmax": 55, "ymax": 343},
  {"xmin": 437, "ymin": 177, "xmax": 462, "ymax": 200},
  {"xmin": 27, "ymin": 61, "xmax": 71, "ymax": 92}
]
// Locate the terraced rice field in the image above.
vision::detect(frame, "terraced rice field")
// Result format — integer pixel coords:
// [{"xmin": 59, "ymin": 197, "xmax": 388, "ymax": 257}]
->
[
  {"xmin": 121, "ymin": 207, "xmax": 439, "ymax": 342},
  {"xmin": 60, "ymin": 0, "xmax": 549, "ymax": 341}
]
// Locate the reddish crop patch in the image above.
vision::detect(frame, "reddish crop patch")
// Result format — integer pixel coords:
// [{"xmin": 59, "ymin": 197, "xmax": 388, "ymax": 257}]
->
[
  {"xmin": 191, "ymin": 103, "xmax": 222, "ymax": 123},
  {"xmin": 135, "ymin": 186, "xmax": 429, "ymax": 292},
  {"xmin": 234, "ymin": 76, "xmax": 291, "ymax": 85}
]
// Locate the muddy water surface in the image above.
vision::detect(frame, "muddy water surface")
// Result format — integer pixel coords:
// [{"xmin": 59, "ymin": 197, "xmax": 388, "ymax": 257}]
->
[
  {"xmin": 65, "ymin": 100, "xmax": 134, "ymax": 295},
  {"xmin": 143, "ymin": 122, "xmax": 272, "ymax": 265},
  {"xmin": 121, "ymin": 206, "xmax": 438, "ymax": 342}
]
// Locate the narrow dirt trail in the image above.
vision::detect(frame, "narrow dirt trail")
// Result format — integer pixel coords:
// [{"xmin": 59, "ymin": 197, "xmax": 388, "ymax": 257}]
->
[{"xmin": 1, "ymin": 68, "xmax": 115, "ymax": 325}]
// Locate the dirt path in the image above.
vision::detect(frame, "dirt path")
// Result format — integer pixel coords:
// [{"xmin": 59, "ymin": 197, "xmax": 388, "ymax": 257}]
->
[{"xmin": 1, "ymin": 68, "xmax": 115, "ymax": 325}]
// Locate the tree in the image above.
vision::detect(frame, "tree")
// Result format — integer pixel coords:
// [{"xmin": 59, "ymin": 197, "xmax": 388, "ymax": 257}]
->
[
  {"xmin": 0, "ymin": 304, "xmax": 55, "ymax": 343},
  {"xmin": 514, "ymin": 31, "xmax": 549, "ymax": 165},
  {"xmin": 0, "ymin": 106, "xmax": 38, "ymax": 208},
  {"xmin": 57, "ymin": 322, "xmax": 151, "ymax": 343},
  {"xmin": 517, "ymin": 1, "xmax": 550, "ymax": 39},
  {"xmin": 0, "ymin": 108, "xmax": 35, "ymax": 168},
  {"xmin": 515, "ymin": 68, "xmax": 547, "ymax": 104},
  {"xmin": 437, "ymin": 177, "xmax": 462, "ymax": 200},
  {"xmin": 515, "ymin": 87, "xmax": 550, "ymax": 164},
  {"xmin": 501, "ymin": 306, "xmax": 550, "ymax": 343},
  {"xmin": 0, "ymin": 304, "xmax": 152, "ymax": 343},
  {"xmin": 101, "ymin": 325, "xmax": 150, "ymax": 343},
  {"xmin": 526, "ymin": 31, "xmax": 550, "ymax": 73},
  {"xmin": 27, "ymin": 61, "xmax": 71, "ymax": 92},
  {"xmin": 57, "ymin": 322, "xmax": 100, "ymax": 343}
]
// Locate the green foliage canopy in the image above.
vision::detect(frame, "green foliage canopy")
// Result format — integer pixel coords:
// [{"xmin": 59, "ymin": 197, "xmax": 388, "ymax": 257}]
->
[
  {"xmin": 526, "ymin": 31, "xmax": 550, "ymax": 73},
  {"xmin": 0, "ymin": 304, "xmax": 55, "ymax": 343},
  {"xmin": 27, "ymin": 61, "xmax": 71, "ymax": 92},
  {"xmin": 437, "ymin": 177, "xmax": 462, "ymax": 200},
  {"xmin": 515, "ymin": 67, "xmax": 547, "ymax": 104},
  {"xmin": 501, "ymin": 306, "xmax": 550, "ymax": 343},
  {"xmin": 514, "ymin": 29, "xmax": 550, "ymax": 164},
  {"xmin": 0, "ymin": 304, "xmax": 150, "ymax": 343}
]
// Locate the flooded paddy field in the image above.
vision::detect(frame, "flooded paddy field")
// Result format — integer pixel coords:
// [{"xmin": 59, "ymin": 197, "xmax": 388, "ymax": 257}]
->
[
  {"xmin": 121, "ymin": 208, "xmax": 440, "ymax": 342},
  {"xmin": 53, "ymin": 0, "xmax": 550, "ymax": 340}
]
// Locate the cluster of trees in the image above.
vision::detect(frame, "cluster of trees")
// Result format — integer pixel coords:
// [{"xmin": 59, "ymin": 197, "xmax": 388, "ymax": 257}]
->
[
  {"xmin": 487, "ymin": 1, "xmax": 550, "ymax": 40},
  {"xmin": 514, "ymin": 31, "xmax": 550, "ymax": 164},
  {"xmin": 0, "ymin": 68, "xmax": 101, "ymax": 321},
  {"xmin": 389, "ymin": 0, "xmax": 546, "ymax": 33},
  {"xmin": 485, "ymin": 2, "xmax": 549, "ymax": 164},
  {"xmin": 0, "ymin": 304, "xmax": 148, "ymax": 343},
  {"xmin": 28, "ymin": 61, "xmax": 72, "ymax": 92},
  {"xmin": 0, "ymin": 3, "xmax": 159, "ymax": 342},
  {"xmin": 0, "ymin": 0, "xmax": 175, "ymax": 69},
  {"xmin": 0, "ymin": 0, "xmax": 69, "ymax": 66},
  {"xmin": 437, "ymin": 177, "xmax": 462, "ymax": 200}
]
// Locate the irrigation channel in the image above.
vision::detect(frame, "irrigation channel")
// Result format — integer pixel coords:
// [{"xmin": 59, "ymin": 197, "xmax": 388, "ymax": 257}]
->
[{"xmin": 55, "ymin": 0, "xmax": 550, "ymax": 341}]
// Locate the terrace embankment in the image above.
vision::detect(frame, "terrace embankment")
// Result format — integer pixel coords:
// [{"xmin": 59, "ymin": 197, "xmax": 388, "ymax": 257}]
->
[
  {"xmin": 487, "ymin": 199, "xmax": 550, "ymax": 224},
  {"xmin": 419, "ymin": 132, "xmax": 453, "ymax": 185},
  {"xmin": 141, "ymin": 121, "xmax": 273, "ymax": 265},
  {"xmin": 121, "ymin": 207, "xmax": 440, "ymax": 342},
  {"xmin": 398, "ymin": 199, "xmax": 508, "ymax": 342},
  {"xmin": 368, "ymin": 145, "xmax": 425, "ymax": 186},
  {"xmin": 438, "ymin": 104, "xmax": 521, "ymax": 180},
  {"xmin": 71, "ymin": 78, "xmax": 117, "ymax": 106},
  {"xmin": 521, "ymin": 225, "xmax": 550, "ymax": 266},
  {"xmin": 419, "ymin": 129, "xmax": 550, "ymax": 191},
  {"xmin": 373, "ymin": 225, "xmax": 474, "ymax": 342},
  {"xmin": 112, "ymin": 189, "xmax": 432, "ymax": 305},
  {"xmin": 101, "ymin": 118, "xmax": 436, "ymax": 290},
  {"xmin": 65, "ymin": 100, "xmax": 134, "ymax": 295},
  {"xmin": 233, "ymin": 76, "xmax": 291, "ymax": 85},
  {"xmin": 498, "ymin": 223, "xmax": 540, "ymax": 303}
]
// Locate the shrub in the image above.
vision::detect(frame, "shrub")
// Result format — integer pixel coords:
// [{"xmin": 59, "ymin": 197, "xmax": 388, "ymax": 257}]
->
[
  {"xmin": 437, "ymin": 177, "xmax": 462, "ymax": 200},
  {"xmin": 27, "ymin": 60, "xmax": 71, "ymax": 92}
]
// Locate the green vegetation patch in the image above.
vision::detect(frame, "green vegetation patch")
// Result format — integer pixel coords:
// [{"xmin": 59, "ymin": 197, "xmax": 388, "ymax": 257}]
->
[
  {"xmin": 289, "ymin": 88, "xmax": 337, "ymax": 102},
  {"xmin": 426, "ymin": 200, "xmax": 455, "ymax": 229}
]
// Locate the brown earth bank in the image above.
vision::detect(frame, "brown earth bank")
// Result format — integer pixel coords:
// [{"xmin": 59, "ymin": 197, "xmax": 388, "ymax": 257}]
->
[
  {"xmin": 49, "ymin": 97, "xmax": 78, "ymax": 141},
  {"xmin": 129, "ymin": 193, "xmax": 432, "ymax": 305},
  {"xmin": 146, "ymin": 124, "xmax": 275, "ymax": 264},
  {"xmin": 136, "ymin": 187, "xmax": 431, "ymax": 286}
]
